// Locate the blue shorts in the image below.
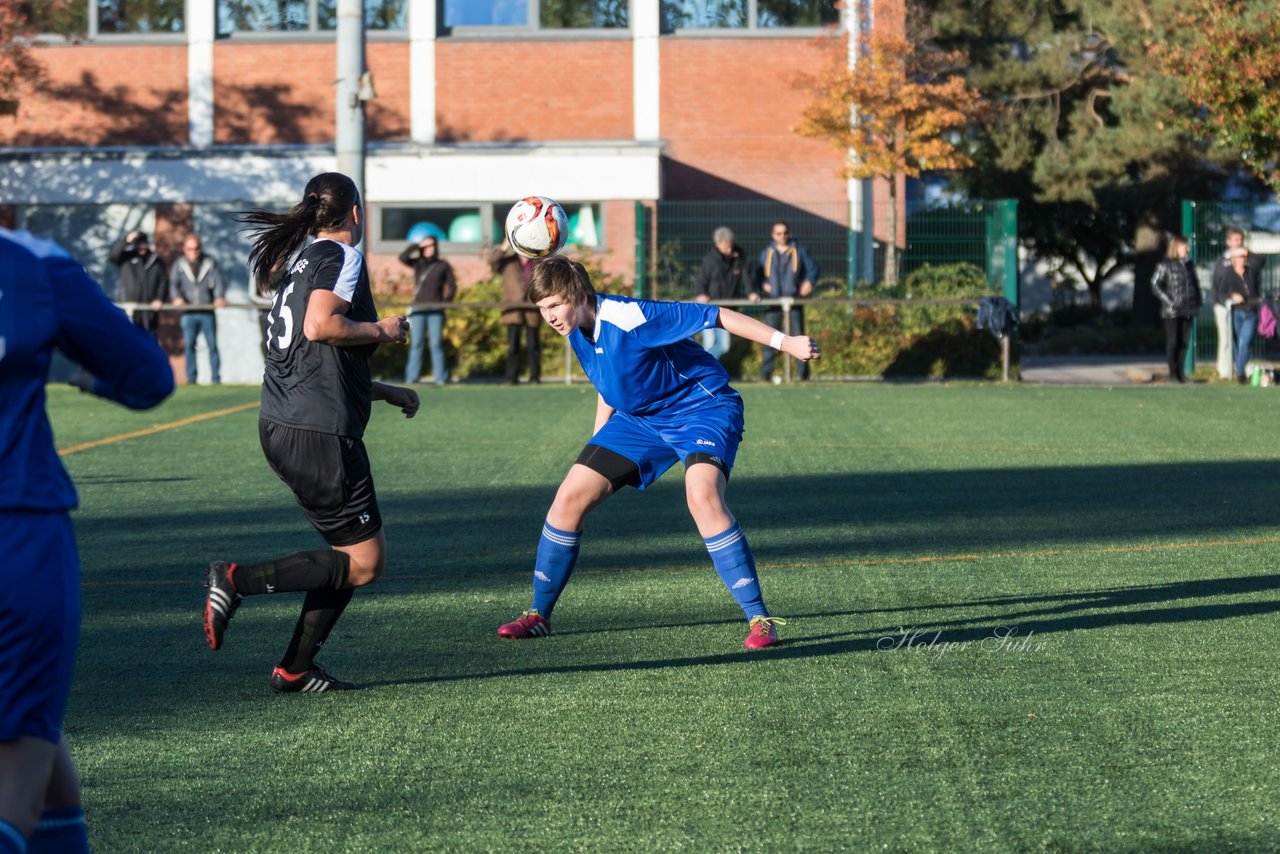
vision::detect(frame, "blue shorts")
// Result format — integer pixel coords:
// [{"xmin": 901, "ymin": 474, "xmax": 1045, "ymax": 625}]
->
[
  {"xmin": 0, "ymin": 511, "xmax": 80, "ymax": 744},
  {"xmin": 588, "ymin": 397, "xmax": 745, "ymax": 490}
]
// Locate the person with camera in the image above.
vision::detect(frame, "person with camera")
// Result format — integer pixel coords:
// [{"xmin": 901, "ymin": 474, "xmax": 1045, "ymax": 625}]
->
[
  {"xmin": 398, "ymin": 234, "xmax": 456, "ymax": 385},
  {"xmin": 109, "ymin": 229, "xmax": 168, "ymax": 340}
]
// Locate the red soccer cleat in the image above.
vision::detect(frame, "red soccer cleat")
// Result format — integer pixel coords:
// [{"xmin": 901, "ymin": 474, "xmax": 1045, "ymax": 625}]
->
[
  {"xmin": 497, "ymin": 610, "xmax": 551, "ymax": 639},
  {"xmin": 744, "ymin": 616, "xmax": 786, "ymax": 649}
]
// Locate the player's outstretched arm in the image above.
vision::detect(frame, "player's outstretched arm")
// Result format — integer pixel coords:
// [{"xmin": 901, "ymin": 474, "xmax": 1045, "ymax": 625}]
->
[
  {"xmin": 304, "ymin": 289, "xmax": 409, "ymax": 346},
  {"xmin": 718, "ymin": 307, "xmax": 821, "ymax": 362},
  {"xmin": 372, "ymin": 382, "xmax": 420, "ymax": 419},
  {"xmin": 52, "ymin": 253, "xmax": 174, "ymax": 410}
]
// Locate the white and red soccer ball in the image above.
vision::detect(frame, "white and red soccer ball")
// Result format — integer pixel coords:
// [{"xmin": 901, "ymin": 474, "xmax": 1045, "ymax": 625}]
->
[{"xmin": 505, "ymin": 196, "xmax": 568, "ymax": 259}]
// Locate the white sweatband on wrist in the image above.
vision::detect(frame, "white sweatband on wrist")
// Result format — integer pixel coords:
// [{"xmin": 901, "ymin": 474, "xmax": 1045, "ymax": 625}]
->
[{"xmin": 769, "ymin": 331, "xmax": 785, "ymax": 351}]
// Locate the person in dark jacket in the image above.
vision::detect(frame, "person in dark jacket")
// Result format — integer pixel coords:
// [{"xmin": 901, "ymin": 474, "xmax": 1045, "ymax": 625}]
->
[
  {"xmin": 754, "ymin": 221, "xmax": 818, "ymax": 382},
  {"xmin": 1210, "ymin": 228, "xmax": 1265, "ymax": 380},
  {"xmin": 399, "ymin": 236, "xmax": 457, "ymax": 385},
  {"xmin": 1150, "ymin": 235, "xmax": 1201, "ymax": 384},
  {"xmin": 695, "ymin": 226, "xmax": 758, "ymax": 361},
  {"xmin": 109, "ymin": 229, "xmax": 168, "ymax": 339},
  {"xmin": 1216, "ymin": 246, "xmax": 1264, "ymax": 383}
]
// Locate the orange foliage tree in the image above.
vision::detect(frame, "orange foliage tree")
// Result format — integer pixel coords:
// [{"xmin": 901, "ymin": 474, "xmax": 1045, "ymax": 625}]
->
[
  {"xmin": 1151, "ymin": 0, "xmax": 1280, "ymax": 191},
  {"xmin": 0, "ymin": 0, "xmax": 77, "ymax": 115},
  {"xmin": 794, "ymin": 5, "xmax": 982, "ymax": 285}
]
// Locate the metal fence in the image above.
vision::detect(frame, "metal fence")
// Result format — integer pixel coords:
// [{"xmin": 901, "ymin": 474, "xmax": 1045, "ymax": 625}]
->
[
  {"xmin": 635, "ymin": 199, "xmax": 1018, "ymax": 306},
  {"xmin": 1182, "ymin": 200, "xmax": 1280, "ymax": 366}
]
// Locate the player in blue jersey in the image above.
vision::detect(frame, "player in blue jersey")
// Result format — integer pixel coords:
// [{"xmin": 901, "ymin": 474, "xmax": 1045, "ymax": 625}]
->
[
  {"xmin": 0, "ymin": 228, "xmax": 173, "ymax": 853},
  {"xmin": 497, "ymin": 256, "xmax": 820, "ymax": 649}
]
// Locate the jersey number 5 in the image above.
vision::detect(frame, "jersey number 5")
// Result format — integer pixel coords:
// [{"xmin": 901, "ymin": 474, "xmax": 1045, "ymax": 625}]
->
[{"xmin": 266, "ymin": 282, "xmax": 296, "ymax": 350}]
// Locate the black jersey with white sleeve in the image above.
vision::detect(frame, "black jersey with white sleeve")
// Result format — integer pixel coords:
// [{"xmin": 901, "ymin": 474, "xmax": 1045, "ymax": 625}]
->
[{"xmin": 259, "ymin": 238, "xmax": 379, "ymax": 437}]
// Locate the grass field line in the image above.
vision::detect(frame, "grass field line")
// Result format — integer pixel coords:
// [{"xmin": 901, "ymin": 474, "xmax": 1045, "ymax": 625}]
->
[
  {"xmin": 58, "ymin": 401, "xmax": 259, "ymax": 457},
  {"xmin": 788, "ymin": 440, "xmax": 1280, "ymax": 460},
  {"xmin": 83, "ymin": 533, "xmax": 1280, "ymax": 587}
]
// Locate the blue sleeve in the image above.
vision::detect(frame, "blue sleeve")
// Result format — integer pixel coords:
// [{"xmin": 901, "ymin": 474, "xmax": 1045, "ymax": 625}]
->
[
  {"xmin": 631, "ymin": 299, "xmax": 720, "ymax": 347},
  {"xmin": 50, "ymin": 254, "xmax": 174, "ymax": 410}
]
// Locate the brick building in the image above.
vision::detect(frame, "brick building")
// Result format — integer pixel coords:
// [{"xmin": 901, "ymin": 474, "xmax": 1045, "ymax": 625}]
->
[{"xmin": 0, "ymin": 0, "xmax": 853, "ymax": 299}]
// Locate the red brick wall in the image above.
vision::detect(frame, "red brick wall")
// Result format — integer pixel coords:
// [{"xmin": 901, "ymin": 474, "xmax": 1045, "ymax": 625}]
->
[
  {"xmin": 367, "ymin": 43, "xmax": 410, "ymax": 141},
  {"xmin": 214, "ymin": 43, "xmax": 330, "ymax": 144},
  {"xmin": 659, "ymin": 37, "xmax": 847, "ymax": 211},
  {"xmin": 0, "ymin": 45, "xmax": 187, "ymax": 146},
  {"xmin": 436, "ymin": 40, "xmax": 632, "ymax": 142},
  {"xmin": 214, "ymin": 42, "xmax": 409, "ymax": 144}
]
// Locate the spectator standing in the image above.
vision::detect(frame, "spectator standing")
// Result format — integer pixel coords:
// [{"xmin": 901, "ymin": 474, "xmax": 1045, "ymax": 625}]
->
[
  {"xmin": 169, "ymin": 234, "xmax": 227, "ymax": 385},
  {"xmin": 695, "ymin": 226, "xmax": 757, "ymax": 361},
  {"xmin": 1150, "ymin": 235, "xmax": 1201, "ymax": 384},
  {"xmin": 399, "ymin": 236, "xmax": 457, "ymax": 386},
  {"xmin": 1222, "ymin": 248, "xmax": 1263, "ymax": 383},
  {"xmin": 490, "ymin": 240, "xmax": 541, "ymax": 385},
  {"xmin": 1210, "ymin": 228, "xmax": 1265, "ymax": 381},
  {"xmin": 109, "ymin": 229, "xmax": 168, "ymax": 339},
  {"xmin": 755, "ymin": 221, "xmax": 818, "ymax": 382},
  {"xmin": 1, "ymin": 227, "xmax": 173, "ymax": 852}
]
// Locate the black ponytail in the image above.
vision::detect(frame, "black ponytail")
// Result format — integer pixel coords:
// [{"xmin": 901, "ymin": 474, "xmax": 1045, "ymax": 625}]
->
[{"xmin": 240, "ymin": 172, "xmax": 360, "ymax": 293}]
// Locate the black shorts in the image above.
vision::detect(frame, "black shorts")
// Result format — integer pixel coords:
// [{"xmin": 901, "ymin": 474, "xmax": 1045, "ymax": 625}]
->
[{"xmin": 259, "ymin": 419, "xmax": 382, "ymax": 547}]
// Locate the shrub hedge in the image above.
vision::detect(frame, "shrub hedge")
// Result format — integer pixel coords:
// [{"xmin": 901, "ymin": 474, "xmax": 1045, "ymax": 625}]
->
[{"xmin": 369, "ymin": 260, "xmax": 1007, "ymax": 382}]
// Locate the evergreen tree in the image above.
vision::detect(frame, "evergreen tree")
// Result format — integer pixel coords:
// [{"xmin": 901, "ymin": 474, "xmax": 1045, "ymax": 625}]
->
[{"xmin": 922, "ymin": 0, "xmax": 1236, "ymax": 312}]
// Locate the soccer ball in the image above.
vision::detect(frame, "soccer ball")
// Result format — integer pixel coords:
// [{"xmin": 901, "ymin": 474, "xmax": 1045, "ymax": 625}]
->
[{"xmin": 505, "ymin": 196, "xmax": 568, "ymax": 259}]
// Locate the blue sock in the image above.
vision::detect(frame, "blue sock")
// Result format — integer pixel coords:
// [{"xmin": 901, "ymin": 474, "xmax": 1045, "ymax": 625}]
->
[
  {"xmin": 28, "ymin": 806, "xmax": 87, "ymax": 854},
  {"xmin": 530, "ymin": 522, "xmax": 581, "ymax": 618},
  {"xmin": 0, "ymin": 818, "xmax": 25, "ymax": 854},
  {"xmin": 705, "ymin": 523, "xmax": 768, "ymax": 619}
]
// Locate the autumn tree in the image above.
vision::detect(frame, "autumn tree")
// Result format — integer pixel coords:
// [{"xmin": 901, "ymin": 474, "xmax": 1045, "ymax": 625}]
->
[
  {"xmin": 794, "ymin": 3, "xmax": 982, "ymax": 285},
  {"xmin": 1152, "ymin": 0, "xmax": 1280, "ymax": 191},
  {"xmin": 0, "ymin": 0, "xmax": 78, "ymax": 115},
  {"xmin": 921, "ymin": 0, "xmax": 1237, "ymax": 313}
]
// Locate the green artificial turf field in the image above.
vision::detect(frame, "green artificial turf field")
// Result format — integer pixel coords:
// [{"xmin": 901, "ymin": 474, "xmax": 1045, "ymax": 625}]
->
[{"xmin": 49, "ymin": 382, "xmax": 1279, "ymax": 851}]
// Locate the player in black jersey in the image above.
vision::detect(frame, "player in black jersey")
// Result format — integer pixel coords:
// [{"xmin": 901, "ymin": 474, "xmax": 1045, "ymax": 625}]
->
[{"xmin": 202, "ymin": 172, "xmax": 420, "ymax": 693}]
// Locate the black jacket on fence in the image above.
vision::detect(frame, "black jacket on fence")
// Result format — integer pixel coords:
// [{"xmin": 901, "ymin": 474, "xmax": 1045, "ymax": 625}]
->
[
  {"xmin": 398, "ymin": 244, "xmax": 457, "ymax": 309},
  {"xmin": 109, "ymin": 236, "xmax": 167, "ymax": 333},
  {"xmin": 696, "ymin": 244, "xmax": 751, "ymax": 300},
  {"xmin": 1151, "ymin": 259, "xmax": 1202, "ymax": 319}
]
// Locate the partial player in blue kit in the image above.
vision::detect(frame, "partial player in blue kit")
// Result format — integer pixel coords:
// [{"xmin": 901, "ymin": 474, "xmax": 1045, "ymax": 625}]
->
[
  {"xmin": 0, "ymin": 228, "xmax": 173, "ymax": 852},
  {"xmin": 497, "ymin": 256, "xmax": 820, "ymax": 649}
]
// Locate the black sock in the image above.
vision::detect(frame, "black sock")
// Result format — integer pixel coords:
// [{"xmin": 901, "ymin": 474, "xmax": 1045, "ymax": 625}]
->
[
  {"xmin": 279, "ymin": 586, "xmax": 356, "ymax": 674},
  {"xmin": 232, "ymin": 550, "xmax": 349, "ymax": 596}
]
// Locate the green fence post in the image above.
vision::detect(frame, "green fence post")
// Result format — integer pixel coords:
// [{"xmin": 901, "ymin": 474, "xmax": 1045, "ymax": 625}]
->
[
  {"xmin": 1182, "ymin": 200, "xmax": 1197, "ymax": 379},
  {"xmin": 634, "ymin": 201, "xmax": 648, "ymax": 298}
]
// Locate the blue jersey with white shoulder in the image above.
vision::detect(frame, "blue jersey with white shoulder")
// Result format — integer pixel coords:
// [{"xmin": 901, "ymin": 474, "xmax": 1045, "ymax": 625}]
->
[
  {"xmin": 568, "ymin": 294, "xmax": 740, "ymax": 417},
  {"xmin": 0, "ymin": 228, "xmax": 173, "ymax": 512}
]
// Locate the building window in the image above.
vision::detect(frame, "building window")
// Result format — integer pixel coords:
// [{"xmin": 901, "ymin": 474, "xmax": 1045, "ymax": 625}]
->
[
  {"xmin": 27, "ymin": 2, "xmax": 90, "ymax": 37},
  {"xmin": 17, "ymin": 0, "xmax": 186, "ymax": 39},
  {"xmin": 661, "ymin": 0, "xmax": 836, "ymax": 31},
  {"xmin": 96, "ymin": 0, "xmax": 185, "ymax": 33},
  {"xmin": 216, "ymin": 0, "xmax": 406, "ymax": 35},
  {"xmin": 374, "ymin": 202, "xmax": 603, "ymax": 255},
  {"xmin": 444, "ymin": 0, "xmax": 627, "ymax": 30}
]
